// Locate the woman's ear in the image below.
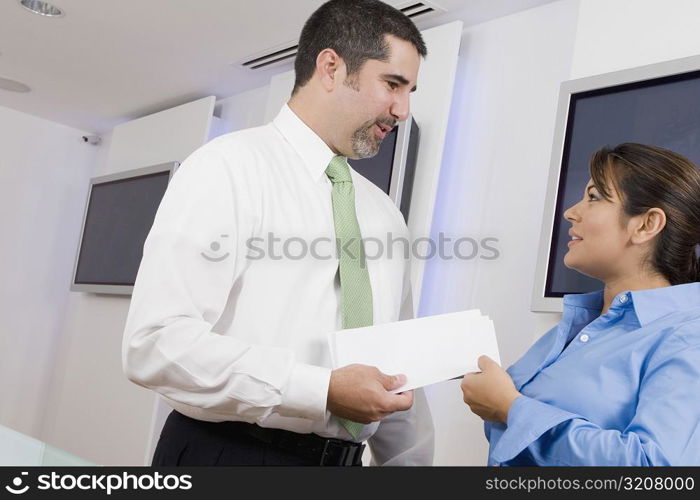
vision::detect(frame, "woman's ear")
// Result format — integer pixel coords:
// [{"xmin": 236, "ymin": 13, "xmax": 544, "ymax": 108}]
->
[{"xmin": 630, "ymin": 207, "xmax": 667, "ymax": 245}]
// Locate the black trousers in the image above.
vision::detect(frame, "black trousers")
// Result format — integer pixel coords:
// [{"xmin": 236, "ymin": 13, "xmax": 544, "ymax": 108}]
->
[{"xmin": 152, "ymin": 410, "xmax": 329, "ymax": 466}]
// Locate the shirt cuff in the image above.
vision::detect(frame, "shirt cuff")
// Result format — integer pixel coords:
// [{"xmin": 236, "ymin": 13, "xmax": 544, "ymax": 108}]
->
[
  {"xmin": 278, "ymin": 363, "xmax": 331, "ymax": 421},
  {"xmin": 490, "ymin": 395, "xmax": 578, "ymax": 463}
]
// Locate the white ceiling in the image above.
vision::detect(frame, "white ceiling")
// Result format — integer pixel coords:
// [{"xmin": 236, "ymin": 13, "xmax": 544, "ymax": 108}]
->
[{"xmin": 0, "ymin": 0, "xmax": 557, "ymax": 133}]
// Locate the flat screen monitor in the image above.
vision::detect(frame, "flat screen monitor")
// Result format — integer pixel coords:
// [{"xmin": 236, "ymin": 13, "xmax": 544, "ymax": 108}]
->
[
  {"xmin": 532, "ymin": 55, "xmax": 700, "ymax": 312},
  {"xmin": 349, "ymin": 115, "xmax": 419, "ymax": 222},
  {"xmin": 71, "ymin": 162, "xmax": 178, "ymax": 295}
]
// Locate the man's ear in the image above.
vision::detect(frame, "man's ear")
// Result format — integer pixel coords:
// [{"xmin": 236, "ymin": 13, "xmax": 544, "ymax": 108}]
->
[
  {"xmin": 315, "ymin": 48, "xmax": 343, "ymax": 92},
  {"xmin": 630, "ymin": 207, "xmax": 666, "ymax": 245}
]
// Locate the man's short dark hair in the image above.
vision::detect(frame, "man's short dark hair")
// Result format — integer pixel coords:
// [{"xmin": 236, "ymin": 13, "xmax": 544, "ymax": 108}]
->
[{"xmin": 292, "ymin": 0, "xmax": 427, "ymax": 94}]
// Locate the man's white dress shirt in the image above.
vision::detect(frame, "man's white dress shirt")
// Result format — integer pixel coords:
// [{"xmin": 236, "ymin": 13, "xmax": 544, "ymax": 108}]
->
[{"xmin": 122, "ymin": 104, "xmax": 434, "ymax": 465}]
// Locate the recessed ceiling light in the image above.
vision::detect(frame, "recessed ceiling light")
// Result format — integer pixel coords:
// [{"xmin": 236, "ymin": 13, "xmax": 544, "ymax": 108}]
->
[
  {"xmin": 0, "ymin": 76, "xmax": 31, "ymax": 93},
  {"xmin": 19, "ymin": 0, "xmax": 64, "ymax": 17}
]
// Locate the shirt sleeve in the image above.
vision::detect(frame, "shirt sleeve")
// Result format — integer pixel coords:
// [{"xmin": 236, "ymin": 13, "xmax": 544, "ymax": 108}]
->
[
  {"xmin": 368, "ymin": 261, "xmax": 435, "ymax": 465},
  {"xmin": 368, "ymin": 388, "xmax": 435, "ymax": 465},
  {"xmin": 492, "ymin": 331, "xmax": 700, "ymax": 465},
  {"xmin": 121, "ymin": 146, "xmax": 330, "ymax": 423}
]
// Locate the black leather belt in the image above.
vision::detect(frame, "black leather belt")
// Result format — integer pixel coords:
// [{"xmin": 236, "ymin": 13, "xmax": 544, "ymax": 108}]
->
[{"xmin": 230, "ymin": 420, "xmax": 365, "ymax": 466}]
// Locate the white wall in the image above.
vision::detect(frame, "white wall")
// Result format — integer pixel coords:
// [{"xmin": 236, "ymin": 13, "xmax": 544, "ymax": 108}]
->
[
  {"xmin": 264, "ymin": 70, "xmax": 295, "ymax": 123},
  {"xmin": 41, "ymin": 97, "xmax": 216, "ymax": 465},
  {"xmin": 216, "ymin": 84, "xmax": 270, "ymax": 131},
  {"xmin": 571, "ymin": 0, "xmax": 700, "ymax": 79},
  {"xmin": 419, "ymin": 0, "xmax": 580, "ymax": 465},
  {"xmin": 0, "ymin": 105, "xmax": 97, "ymax": 438}
]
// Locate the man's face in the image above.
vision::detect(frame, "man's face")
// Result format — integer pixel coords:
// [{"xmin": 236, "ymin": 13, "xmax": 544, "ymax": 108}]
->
[{"xmin": 333, "ymin": 35, "xmax": 420, "ymax": 159}]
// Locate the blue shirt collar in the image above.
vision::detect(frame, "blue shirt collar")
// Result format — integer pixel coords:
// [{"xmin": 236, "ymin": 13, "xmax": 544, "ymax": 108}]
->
[
  {"xmin": 631, "ymin": 282, "xmax": 700, "ymax": 326},
  {"xmin": 563, "ymin": 283, "xmax": 700, "ymax": 326},
  {"xmin": 562, "ymin": 290, "xmax": 604, "ymax": 311}
]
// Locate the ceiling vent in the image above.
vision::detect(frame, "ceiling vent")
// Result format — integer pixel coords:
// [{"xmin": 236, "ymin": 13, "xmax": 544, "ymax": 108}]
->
[
  {"xmin": 399, "ymin": 1, "xmax": 438, "ymax": 18},
  {"xmin": 240, "ymin": 43, "xmax": 299, "ymax": 71},
  {"xmin": 237, "ymin": 1, "xmax": 445, "ymax": 71}
]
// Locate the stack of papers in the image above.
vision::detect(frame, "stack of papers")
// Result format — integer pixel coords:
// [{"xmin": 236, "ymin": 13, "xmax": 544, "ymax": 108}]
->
[{"xmin": 327, "ymin": 310, "xmax": 500, "ymax": 393}]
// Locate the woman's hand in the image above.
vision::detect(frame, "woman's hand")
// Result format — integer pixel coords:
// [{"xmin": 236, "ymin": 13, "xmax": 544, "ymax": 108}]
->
[{"xmin": 461, "ymin": 355, "xmax": 521, "ymax": 423}]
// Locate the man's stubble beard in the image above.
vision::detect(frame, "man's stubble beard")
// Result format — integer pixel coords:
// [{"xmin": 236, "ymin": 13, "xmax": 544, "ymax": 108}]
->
[
  {"xmin": 342, "ymin": 75, "xmax": 394, "ymax": 159},
  {"xmin": 351, "ymin": 121, "xmax": 382, "ymax": 159}
]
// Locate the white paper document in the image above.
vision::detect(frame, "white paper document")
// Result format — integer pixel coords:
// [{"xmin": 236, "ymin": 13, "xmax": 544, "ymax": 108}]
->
[{"xmin": 327, "ymin": 310, "xmax": 500, "ymax": 393}]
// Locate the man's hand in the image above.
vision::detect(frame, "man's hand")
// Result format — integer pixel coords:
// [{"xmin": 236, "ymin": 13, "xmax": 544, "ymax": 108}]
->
[
  {"xmin": 460, "ymin": 355, "xmax": 521, "ymax": 423},
  {"xmin": 327, "ymin": 364, "xmax": 414, "ymax": 424}
]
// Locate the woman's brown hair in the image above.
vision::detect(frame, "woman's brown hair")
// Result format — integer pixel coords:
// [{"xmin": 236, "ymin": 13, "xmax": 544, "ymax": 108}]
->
[{"xmin": 589, "ymin": 143, "xmax": 700, "ymax": 285}]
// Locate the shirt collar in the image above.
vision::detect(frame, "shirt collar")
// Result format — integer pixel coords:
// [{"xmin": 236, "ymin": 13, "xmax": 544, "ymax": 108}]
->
[
  {"xmin": 562, "ymin": 290, "xmax": 604, "ymax": 311},
  {"xmin": 272, "ymin": 104, "xmax": 338, "ymax": 183},
  {"xmin": 563, "ymin": 283, "xmax": 700, "ymax": 327},
  {"xmin": 631, "ymin": 282, "xmax": 700, "ymax": 326}
]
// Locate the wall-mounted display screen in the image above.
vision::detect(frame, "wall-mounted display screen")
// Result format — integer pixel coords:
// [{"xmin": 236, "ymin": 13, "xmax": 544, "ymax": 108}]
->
[
  {"xmin": 71, "ymin": 162, "xmax": 177, "ymax": 294},
  {"xmin": 533, "ymin": 56, "xmax": 700, "ymax": 312}
]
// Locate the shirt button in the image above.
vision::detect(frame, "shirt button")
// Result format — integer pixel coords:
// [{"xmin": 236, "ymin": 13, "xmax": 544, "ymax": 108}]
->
[
  {"xmin": 580, "ymin": 334, "xmax": 590, "ymax": 343},
  {"xmin": 619, "ymin": 294, "xmax": 628, "ymax": 303}
]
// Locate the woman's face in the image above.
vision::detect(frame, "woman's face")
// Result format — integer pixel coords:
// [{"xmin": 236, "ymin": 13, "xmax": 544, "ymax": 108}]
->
[{"xmin": 563, "ymin": 179, "xmax": 634, "ymax": 281}]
